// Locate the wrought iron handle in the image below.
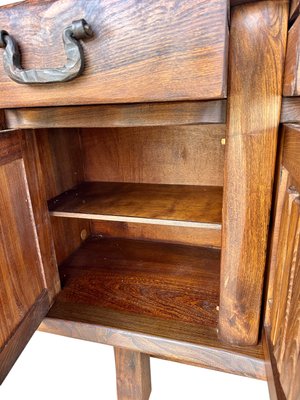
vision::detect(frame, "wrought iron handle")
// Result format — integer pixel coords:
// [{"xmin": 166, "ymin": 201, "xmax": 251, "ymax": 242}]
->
[{"xmin": 0, "ymin": 19, "xmax": 93, "ymax": 84}]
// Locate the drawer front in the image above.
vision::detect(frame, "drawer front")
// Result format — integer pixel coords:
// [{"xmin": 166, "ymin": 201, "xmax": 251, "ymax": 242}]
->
[{"xmin": 0, "ymin": 0, "xmax": 228, "ymax": 108}]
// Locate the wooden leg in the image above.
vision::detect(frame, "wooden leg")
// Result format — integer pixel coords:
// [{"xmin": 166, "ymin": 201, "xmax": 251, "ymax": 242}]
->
[{"xmin": 114, "ymin": 347, "xmax": 151, "ymax": 400}]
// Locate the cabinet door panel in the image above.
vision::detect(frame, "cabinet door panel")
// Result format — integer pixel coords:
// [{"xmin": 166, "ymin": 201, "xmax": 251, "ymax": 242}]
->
[
  {"xmin": 0, "ymin": 130, "xmax": 58, "ymax": 383},
  {"xmin": 265, "ymin": 124, "xmax": 300, "ymax": 400}
]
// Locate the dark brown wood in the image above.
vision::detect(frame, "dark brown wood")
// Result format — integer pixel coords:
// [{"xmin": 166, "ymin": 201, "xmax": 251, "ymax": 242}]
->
[
  {"xmin": 54, "ymin": 237, "xmax": 220, "ymax": 327},
  {"xmin": 0, "ymin": 130, "xmax": 54, "ymax": 382},
  {"xmin": 81, "ymin": 126, "xmax": 225, "ymax": 187},
  {"xmin": 289, "ymin": 0, "xmax": 300, "ymax": 21},
  {"xmin": 4, "ymin": 101, "xmax": 227, "ymax": 129},
  {"xmin": 219, "ymin": 0, "xmax": 288, "ymax": 345},
  {"xmin": 283, "ymin": 16, "xmax": 300, "ymax": 96},
  {"xmin": 35, "ymin": 129, "xmax": 91, "ymax": 265},
  {"xmin": 280, "ymin": 97, "xmax": 300, "ymax": 124},
  {"xmin": 92, "ymin": 221, "xmax": 222, "ymax": 248},
  {"xmin": 40, "ymin": 236, "xmax": 265, "ymax": 380},
  {"xmin": 0, "ymin": 0, "xmax": 228, "ymax": 108},
  {"xmin": 48, "ymin": 182, "xmax": 222, "ymax": 229},
  {"xmin": 263, "ymin": 328, "xmax": 287, "ymax": 400},
  {"xmin": 114, "ymin": 348, "xmax": 151, "ymax": 400},
  {"xmin": 22, "ymin": 131, "xmax": 60, "ymax": 302},
  {"xmin": 0, "ymin": 110, "xmax": 5, "ymax": 130},
  {"xmin": 282, "ymin": 124, "xmax": 300, "ymax": 188},
  {"xmin": 0, "ymin": 290, "xmax": 49, "ymax": 385}
]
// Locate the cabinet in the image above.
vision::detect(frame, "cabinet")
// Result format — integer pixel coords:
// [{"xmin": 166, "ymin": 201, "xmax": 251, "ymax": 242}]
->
[{"xmin": 0, "ymin": 1, "xmax": 299, "ymax": 399}]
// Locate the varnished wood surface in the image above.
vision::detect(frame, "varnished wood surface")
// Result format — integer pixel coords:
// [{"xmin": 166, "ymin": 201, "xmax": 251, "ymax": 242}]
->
[
  {"xmin": 282, "ymin": 124, "xmax": 300, "ymax": 188},
  {"xmin": 289, "ymin": 0, "xmax": 300, "ymax": 21},
  {"xmin": 41, "ymin": 236, "xmax": 265, "ymax": 379},
  {"xmin": 219, "ymin": 0, "xmax": 288, "ymax": 345},
  {"xmin": 283, "ymin": 15, "xmax": 300, "ymax": 96},
  {"xmin": 0, "ymin": 290, "xmax": 49, "ymax": 384},
  {"xmin": 114, "ymin": 348, "xmax": 151, "ymax": 400},
  {"xmin": 22, "ymin": 131, "xmax": 60, "ymax": 302},
  {"xmin": 81, "ymin": 126, "xmax": 225, "ymax": 187},
  {"xmin": 92, "ymin": 221, "xmax": 222, "ymax": 248},
  {"xmin": 280, "ymin": 97, "xmax": 300, "ymax": 124},
  {"xmin": 48, "ymin": 182, "xmax": 223, "ymax": 229},
  {"xmin": 4, "ymin": 101, "xmax": 227, "ymax": 129},
  {"xmin": 35, "ymin": 129, "xmax": 90, "ymax": 265},
  {"xmin": 263, "ymin": 328, "xmax": 287, "ymax": 400},
  {"xmin": 0, "ymin": 0, "xmax": 228, "ymax": 108},
  {"xmin": 0, "ymin": 137, "xmax": 45, "ymax": 347},
  {"xmin": 56, "ymin": 237, "xmax": 220, "ymax": 327}
]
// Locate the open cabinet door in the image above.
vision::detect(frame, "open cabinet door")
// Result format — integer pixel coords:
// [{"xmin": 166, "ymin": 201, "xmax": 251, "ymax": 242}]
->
[
  {"xmin": 264, "ymin": 124, "xmax": 300, "ymax": 400},
  {"xmin": 0, "ymin": 128, "xmax": 59, "ymax": 383}
]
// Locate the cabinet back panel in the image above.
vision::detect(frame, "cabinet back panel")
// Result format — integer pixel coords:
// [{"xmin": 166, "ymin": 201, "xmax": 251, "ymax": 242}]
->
[{"xmin": 81, "ymin": 126, "xmax": 225, "ymax": 186}]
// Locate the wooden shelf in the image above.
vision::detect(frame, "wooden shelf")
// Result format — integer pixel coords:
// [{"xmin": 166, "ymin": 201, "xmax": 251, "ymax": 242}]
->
[
  {"xmin": 48, "ymin": 182, "xmax": 222, "ymax": 229},
  {"xmin": 41, "ymin": 237, "xmax": 265, "ymax": 380}
]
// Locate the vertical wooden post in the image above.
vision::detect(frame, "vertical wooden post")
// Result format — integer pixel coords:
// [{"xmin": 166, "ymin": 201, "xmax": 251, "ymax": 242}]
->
[
  {"xmin": 114, "ymin": 347, "xmax": 151, "ymax": 400},
  {"xmin": 219, "ymin": 1, "xmax": 289, "ymax": 345}
]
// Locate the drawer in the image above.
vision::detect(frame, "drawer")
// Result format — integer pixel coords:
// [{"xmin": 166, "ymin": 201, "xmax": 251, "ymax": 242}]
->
[{"xmin": 0, "ymin": 0, "xmax": 228, "ymax": 108}]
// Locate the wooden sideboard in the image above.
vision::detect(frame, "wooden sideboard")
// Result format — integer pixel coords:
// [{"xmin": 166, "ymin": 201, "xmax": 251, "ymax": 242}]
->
[{"xmin": 0, "ymin": 1, "xmax": 299, "ymax": 399}]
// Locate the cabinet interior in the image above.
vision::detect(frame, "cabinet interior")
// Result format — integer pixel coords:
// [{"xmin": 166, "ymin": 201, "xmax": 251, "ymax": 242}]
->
[{"xmin": 35, "ymin": 124, "xmax": 225, "ymax": 337}]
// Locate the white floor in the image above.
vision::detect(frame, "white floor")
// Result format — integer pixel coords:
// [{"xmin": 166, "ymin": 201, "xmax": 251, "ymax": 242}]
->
[{"xmin": 0, "ymin": 331, "xmax": 269, "ymax": 400}]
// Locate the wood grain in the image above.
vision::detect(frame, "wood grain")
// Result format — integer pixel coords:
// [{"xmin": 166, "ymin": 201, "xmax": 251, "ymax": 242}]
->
[
  {"xmin": 22, "ymin": 130, "xmax": 60, "ymax": 302},
  {"xmin": 35, "ymin": 129, "xmax": 90, "ymax": 264},
  {"xmin": 0, "ymin": 153, "xmax": 45, "ymax": 347},
  {"xmin": 92, "ymin": 221, "xmax": 222, "ymax": 248},
  {"xmin": 280, "ymin": 97, "xmax": 300, "ymax": 124},
  {"xmin": 0, "ymin": 130, "xmax": 52, "ymax": 381},
  {"xmin": 283, "ymin": 15, "xmax": 300, "ymax": 96},
  {"xmin": 0, "ymin": 0, "xmax": 228, "ymax": 108},
  {"xmin": 48, "ymin": 182, "xmax": 222, "ymax": 229},
  {"xmin": 219, "ymin": 0, "xmax": 288, "ymax": 345},
  {"xmin": 56, "ymin": 237, "xmax": 220, "ymax": 327},
  {"xmin": 41, "ymin": 236, "xmax": 265, "ymax": 380},
  {"xmin": 263, "ymin": 328, "xmax": 286, "ymax": 400},
  {"xmin": 282, "ymin": 124, "xmax": 300, "ymax": 188},
  {"xmin": 0, "ymin": 110, "xmax": 5, "ymax": 130},
  {"xmin": 289, "ymin": 0, "xmax": 300, "ymax": 21},
  {"xmin": 0, "ymin": 290, "xmax": 49, "ymax": 384},
  {"xmin": 114, "ymin": 348, "xmax": 151, "ymax": 400},
  {"xmin": 4, "ymin": 101, "xmax": 227, "ymax": 129},
  {"xmin": 81, "ymin": 126, "xmax": 225, "ymax": 187}
]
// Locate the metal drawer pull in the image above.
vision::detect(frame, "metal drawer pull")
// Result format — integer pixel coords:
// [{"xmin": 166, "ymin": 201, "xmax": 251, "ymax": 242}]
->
[{"xmin": 0, "ymin": 19, "xmax": 93, "ymax": 84}]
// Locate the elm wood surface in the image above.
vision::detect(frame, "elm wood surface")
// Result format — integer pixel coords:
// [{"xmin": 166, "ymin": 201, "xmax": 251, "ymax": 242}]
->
[
  {"xmin": 81, "ymin": 126, "xmax": 225, "ymax": 187},
  {"xmin": 280, "ymin": 97, "xmax": 300, "ymax": 124},
  {"xmin": 0, "ymin": 0, "xmax": 228, "ymax": 108},
  {"xmin": 92, "ymin": 220, "xmax": 222, "ymax": 248},
  {"xmin": 263, "ymin": 328, "xmax": 286, "ymax": 400},
  {"xmin": 0, "ymin": 290, "xmax": 49, "ymax": 385},
  {"xmin": 55, "ymin": 237, "xmax": 220, "ymax": 327},
  {"xmin": 219, "ymin": 0, "xmax": 288, "ymax": 345},
  {"xmin": 114, "ymin": 348, "xmax": 151, "ymax": 400},
  {"xmin": 48, "ymin": 182, "xmax": 223, "ymax": 230},
  {"xmin": 283, "ymin": 16, "xmax": 300, "ymax": 96},
  {"xmin": 282, "ymin": 124, "xmax": 300, "ymax": 188},
  {"xmin": 269, "ymin": 188, "xmax": 300, "ymax": 400},
  {"xmin": 22, "ymin": 131, "xmax": 60, "ymax": 302},
  {"xmin": 4, "ymin": 101, "xmax": 227, "ymax": 129},
  {"xmin": 40, "ymin": 237, "xmax": 266, "ymax": 379},
  {"xmin": 289, "ymin": 0, "xmax": 300, "ymax": 21},
  {"xmin": 35, "ymin": 129, "xmax": 90, "ymax": 265},
  {"xmin": 0, "ymin": 110, "xmax": 5, "ymax": 130},
  {"xmin": 0, "ymin": 130, "xmax": 57, "ymax": 382}
]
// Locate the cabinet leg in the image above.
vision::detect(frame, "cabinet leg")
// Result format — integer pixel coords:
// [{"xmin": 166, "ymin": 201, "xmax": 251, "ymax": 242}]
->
[{"xmin": 114, "ymin": 347, "xmax": 151, "ymax": 400}]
